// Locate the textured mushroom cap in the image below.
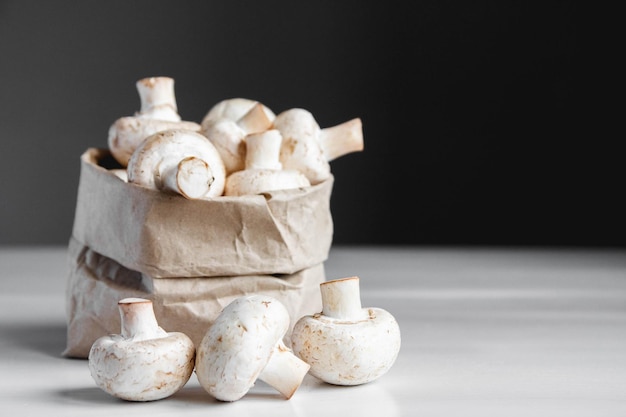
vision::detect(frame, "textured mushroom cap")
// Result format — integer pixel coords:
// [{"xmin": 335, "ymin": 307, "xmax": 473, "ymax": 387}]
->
[
  {"xmin": 88, "ymin": 332, "xmax": 195, "ymax": 401},
  {"xmin": 127, "ymin": 129, "xmax": 226, "ymax": 198},
  {"xmin": 195, "ymin": 295, "xmax": 291, "ymax": 402},
  {"xmin": 108, "ymin": 118, "xmax": 201, "ymax": 167},
  {"xmin": 273, "ymin": 108, "xmax": 330, "ymax": 184},
  {"xmin": 201, "ymin": 98, "xmax": 275, "ymax": 127},
  {"xmin": 200, "ymin": 118, "xmax": 247, "ymax": 174},
  {"xmin": 200, "ymin": 101, "xmax": 275, "ymax": 174},
  {"xmin": 291, "ymin": 308, "xmax": 401, "ymax": 385}
]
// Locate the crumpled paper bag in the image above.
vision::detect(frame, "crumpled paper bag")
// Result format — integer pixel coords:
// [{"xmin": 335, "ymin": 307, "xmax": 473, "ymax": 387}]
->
[
  {"xmin": 64, "ymin": 148, "xmax": 333, "ymax": 358},
  {"xmin": 63, "ymin": 238, "xmax": 324, "ymax": 358},
  {"xmin": 72, "ymin": 148, "xmax": 334, "ymax": 278}
]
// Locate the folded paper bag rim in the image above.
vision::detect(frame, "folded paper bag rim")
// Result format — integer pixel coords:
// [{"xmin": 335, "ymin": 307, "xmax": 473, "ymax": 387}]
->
[
  {"xmin": 63, "ymin": 237, "xmax": 325, "ymax": 358},
  {"xmin": 71, "ymin": 148, "xmax": 334, "ymax": 278}
]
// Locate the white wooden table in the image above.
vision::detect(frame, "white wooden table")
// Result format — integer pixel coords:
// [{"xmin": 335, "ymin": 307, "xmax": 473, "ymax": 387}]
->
[{"xmin": 1, "ymin": 246, "xmax": 625, "ymax": 416}]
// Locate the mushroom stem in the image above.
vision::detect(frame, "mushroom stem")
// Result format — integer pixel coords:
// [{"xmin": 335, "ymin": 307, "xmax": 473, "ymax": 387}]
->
[
  {"xmin": 291, "ymin": 276, "xmax": 401, "ymax": 386},
  {"xmin": 236, "ymin": 102, "xmax": 273, "ymax": 134},
  {"xmin": 200, "ymin": 102, "xmax": 274, "ymax": 174},
  {"xmin": 320, "ymin": 276, "xmax": 367, "ymax": 320},
  {"xmin": 161, "ymin": 156, "xmax": 214, "ymax": 199},
  {"xmin": 196, "ymin": 295, "xmax": 309, "ymax": 401},
  {"xmin": 127, "ymin": 129, "xmax": 226, "ymax": 198},
  {"xmin": 258, "ymin": 341, "xmax": 310, "ymax": 400},
  {"xmin": 118, "ymin": 298, "xmax": 166, "ymax": 341},
  {"xmin": 245, "ymin": 129, "xmax": 283, "ymax": 170},
  {"xmin": 136, "ymin": 76, "xmax": 180, "ymax": 122},
  {"xmin": 318, "ymin": 118, "xmax": 364, "ymax": 162},
  {"xmin": 90, "ymin": 297, "xmax": 195, "ymax": 401}
]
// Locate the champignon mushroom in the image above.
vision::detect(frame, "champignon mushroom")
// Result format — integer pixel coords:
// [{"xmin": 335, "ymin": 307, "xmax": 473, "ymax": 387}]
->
[
  {"xmin": 201, "ymin": 97, "xmax": 276, "ymax": 126},
  {"xmin": 195, "ymin": 294, "xmax": 310, "ymax": 402},
  {"xmin": 291, "ymin": 276, "xmax": 401, "ymax": 386},
  {"xmin": 108, "ymin": 76, "xmax": 201, "ymax": 167},
  {"xmin": 200, "ymin": 102, "xmax": 274, "ymax": 174},
  {"xmin": 88, "ymin": 298, "xmax": 196, "ymax": 401},
  {"xmin": 272, "ymin": 108, "xmax": 364, "ymax": 185},
  {"xmin": 224, "ymin": 129, "xmax": 310, "ymax": 196},
  {"xmin": 127, "ymin": 129, "xmax": 226, "ymax": 198}
]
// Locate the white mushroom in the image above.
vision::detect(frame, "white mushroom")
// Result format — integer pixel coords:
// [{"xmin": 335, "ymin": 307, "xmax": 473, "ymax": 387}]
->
[
  {"xmin": 108, "ymin": 76, "xmax": 201, "ymax": 167},
  {"xmin": 195, "ymin": 294, "xmax": 310, "ymax": 402},
  {"xmin": 224, "ymin": 129, "xmax": 310, "ymax": 196},
  {"xmin": 200, "ymin": 102, "xmax": 274, "ymax": 174},
  {"xmin": 201, "ymin": 97, "xmax": 276, "ymax": 126},
  {"xmin": 88, "ymin": 298, "xmax": 196, "ymax": 401},
  {"xmin": 291, "ymin": 276, "xmax": 401, "ymax": 386},
  {"xmin": 127, "ymin": 129, "xmax": 226, "ymax": 198},
  {"xmin": 272, "ymin": 108, "xmax": 364, "ymax": 184}
]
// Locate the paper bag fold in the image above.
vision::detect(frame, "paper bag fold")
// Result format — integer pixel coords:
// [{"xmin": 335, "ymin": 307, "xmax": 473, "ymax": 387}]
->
[
  {"xmin": 71, "ymin": 148, "xmax": 334, "ymax": 278},
  {"xmin": 65, "ymin": 147, "xmax": 333, "ymax": 358},
  {"xmin": 64, "ymin": 237, "xmax": 324, "ymax": 358}
]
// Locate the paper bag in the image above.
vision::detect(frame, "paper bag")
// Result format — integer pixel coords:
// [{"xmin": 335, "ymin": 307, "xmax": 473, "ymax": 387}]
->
[
  {"xmin": 63, "ymin": 238, "xmax": 324, "ymax": 358},
  {"xmin": 64, "ymin": 148, "xmax": 333, "ymax": 358},
  {"xmin": 72, "ymin": 148, "xmax": 334, "ymax": 278}
]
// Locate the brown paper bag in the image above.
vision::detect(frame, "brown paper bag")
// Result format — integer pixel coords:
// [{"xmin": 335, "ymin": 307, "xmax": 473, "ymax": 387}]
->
[
  {"xmin": 72, "ymin": 148, "xmax": 334, "ymax": 278},
  {"xmin": 64, "ymin": 148, "xmax": 333, "ymax": 358},
  {"xmin": 63, "ymin": 238, "xmax": 324, "ymax": 358}
]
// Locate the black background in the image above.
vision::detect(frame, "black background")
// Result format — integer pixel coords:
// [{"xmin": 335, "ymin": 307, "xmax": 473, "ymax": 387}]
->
[{"xmin": 1, "ymin": 1, "xmax": 622, "ymax": 246}]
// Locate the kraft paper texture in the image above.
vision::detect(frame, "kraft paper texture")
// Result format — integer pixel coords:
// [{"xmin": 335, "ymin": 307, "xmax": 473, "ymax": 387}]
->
[
  {"xmin": 64, "ymin": 148, "xmax": 332, "ymax": 358},
  {"xmin": 72, "ymin": 148, "xmax": 334, "ymax": 278}
]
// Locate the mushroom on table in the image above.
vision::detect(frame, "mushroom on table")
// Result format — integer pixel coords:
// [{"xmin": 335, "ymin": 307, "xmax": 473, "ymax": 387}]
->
[
  {"xmin": 291, "ymin": 276, "xmax": 401, "ymax": 385},
  {"xmin": 88, "ymin": 298, "xmax": 196, "ymax": 401},
  {"xmin": 195, "ymin": 294, "xmax": 310, "ymax": 402}
]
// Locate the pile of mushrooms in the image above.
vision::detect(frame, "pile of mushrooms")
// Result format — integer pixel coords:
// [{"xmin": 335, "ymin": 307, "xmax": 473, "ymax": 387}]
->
[
  {"xmin": 89, "ymin": 277, "xmax": 401, "ymax": 402},
  {"xmin": 88, "ymin": 76, "xmax": 401, "ymax": 403},
  {"xmin": 105, "ymin": 76, "xmax": 364, "ymax": 198}
]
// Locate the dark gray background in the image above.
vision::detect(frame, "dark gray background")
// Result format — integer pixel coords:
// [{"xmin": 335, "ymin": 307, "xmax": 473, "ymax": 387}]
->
[{"xmin": 1, "ymin": 1, "xmax": 621, "ymax": 247}]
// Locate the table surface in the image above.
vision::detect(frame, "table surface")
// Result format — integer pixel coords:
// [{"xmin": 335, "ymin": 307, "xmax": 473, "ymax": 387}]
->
[{"xmin": 1, "ymin": 245, "xmax": 625, "ymax": 416}]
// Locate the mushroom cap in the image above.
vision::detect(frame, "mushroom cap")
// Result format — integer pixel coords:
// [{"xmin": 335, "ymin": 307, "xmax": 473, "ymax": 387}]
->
[
  {"xmin": 108, "ymin": 117, "xmax": 201, "ymax": 167},
  {"xmin": 224, "ymin": 169, "xmax": 310, "ymax": 196},
  {"xmin": 195, "ymin": 295, "xmax": 291, "ymax": 402},
  {"xmin": 291, "ymin": 307, "xmax": 401, "ymax": 385},
  {"xmin": 200, "ymin": 101, "xmax": 275, "ymax": 174},
  {"xmin": 201, "ymin": 98, "xmax": 275, "ymax": 127},
  {"xmin": 273, "ymin": 108, "xmax": 330, "ymax": 185},
  {"xmin": 127, "ymin": 129, "xmax": 226, "ymax": 198},
  {"xmin": 88, "ymin": 331, "xmax": 196, "ymax": 401},
  {"xmin": 200, "ymin": 118, "xmax": 247, "ymax": 174}
]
